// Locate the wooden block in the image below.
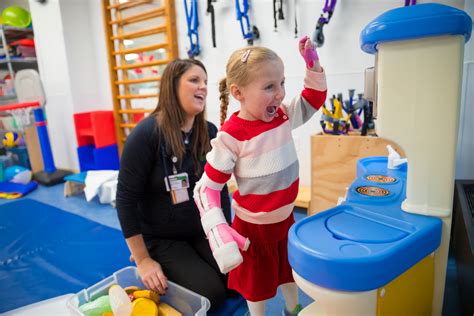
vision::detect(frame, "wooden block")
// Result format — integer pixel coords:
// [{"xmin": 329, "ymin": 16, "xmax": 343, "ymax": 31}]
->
[
  {"xmin": 227, "ymin": 180, "xmax": 237, "ymax": 194},
  {"xmin": 64, "ymin": 181, "xmax": 85, "ymax": 197},
  {"xmin": 24, "ymin": 125, "xmax": 44, "ymax": 173},
  {"xmin": 310, "ymin": 134, "xmax": 405, "ymax": 216},
  {"xmin": 295, "ymin": 186, "xmax": 311, "ymax": 210}
]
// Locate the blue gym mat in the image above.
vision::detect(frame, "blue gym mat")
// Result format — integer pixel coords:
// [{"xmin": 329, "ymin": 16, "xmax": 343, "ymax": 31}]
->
[{"xmin": 0, "ymin": 199, "xmax": 131, "ymax": 313}]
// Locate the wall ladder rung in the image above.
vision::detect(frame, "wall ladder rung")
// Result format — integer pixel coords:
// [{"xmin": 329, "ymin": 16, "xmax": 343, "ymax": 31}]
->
[
  {"xmin": 109, "ymin": 7, "xmax": 166, "ymax": 26},
  {"xmin": 113, "ymin": 43, "xmax": 168, "ymax": 55},
  {"xmin": 117, "ymin": 94, "xmax": 159, "ymax": 100},
  {"xmin": 107, "ymin": 0, "xmax": 152, "ymax": 10},
  {"xmin": 111, "ymin": 25, "xmax": 166, "ymax": 40},
  {"xmin": 116, "ymin": 77, "xmax": 161, "ymax": 85},
  {"xmin": 119, "ymin": 123, "xmax": 138, "ymax": 128},
  {"xmin": 118, "ymin": 109, "xmax": 154, "ymax": 114},
  {"xmin": 114, "ymin": 59, "xmax": 169, "ymax": 70}
]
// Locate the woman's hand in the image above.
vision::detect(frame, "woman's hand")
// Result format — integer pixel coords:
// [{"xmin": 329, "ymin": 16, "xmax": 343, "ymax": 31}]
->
[{"xmin": 137, "ymin": 257, "xmax": 168, "ymax": 295}]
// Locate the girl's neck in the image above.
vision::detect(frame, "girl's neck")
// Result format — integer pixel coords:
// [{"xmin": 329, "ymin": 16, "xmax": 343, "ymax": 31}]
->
[{"xmin": 237, "ymin": 108, "xmax": 257, "ymax": 121}]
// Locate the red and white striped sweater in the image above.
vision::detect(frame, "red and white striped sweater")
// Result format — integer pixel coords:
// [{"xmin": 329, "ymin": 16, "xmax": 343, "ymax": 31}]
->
[{"xmin": 199, "ymin": 69, "xmax": 327, "ymax": 226}]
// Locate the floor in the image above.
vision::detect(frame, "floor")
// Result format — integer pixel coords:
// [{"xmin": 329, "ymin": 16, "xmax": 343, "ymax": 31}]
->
[
  {"xmin": 0, "ymin": 183, "xmax": 462, "ymax": 315},
  {"xmin": 0, "ymin": 184, "xmax": 312, "ymax": 315}
]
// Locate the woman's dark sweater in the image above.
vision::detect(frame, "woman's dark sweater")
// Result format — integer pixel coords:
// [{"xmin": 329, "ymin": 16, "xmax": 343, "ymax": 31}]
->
[{"xmin": 116, "ymin": 115, "xmax": 231, "ymax": 241}]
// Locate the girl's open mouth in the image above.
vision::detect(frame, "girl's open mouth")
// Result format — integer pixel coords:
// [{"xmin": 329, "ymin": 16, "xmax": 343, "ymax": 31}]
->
[{"xmin": 266, "ymin": 106, "xmax": 277, "ymax": 116}]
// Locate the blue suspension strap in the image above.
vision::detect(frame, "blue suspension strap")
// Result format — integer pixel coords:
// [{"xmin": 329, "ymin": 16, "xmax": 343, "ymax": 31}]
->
[
  {"xmin": 184, "ymin": 0, "xmax": 200, "ymax": 58},
  {"xmin": 236, "ymin": 0, "xmax": 260, "ymax": 45},
  {"xmin": 312, "ymin": 0, "xmax": 337, "ymax": 47}
]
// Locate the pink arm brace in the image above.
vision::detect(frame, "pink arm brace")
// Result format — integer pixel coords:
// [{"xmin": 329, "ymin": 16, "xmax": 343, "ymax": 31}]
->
[{"xmin": 194, "ymin": 179, "xmax": 249, "ymax": 273}]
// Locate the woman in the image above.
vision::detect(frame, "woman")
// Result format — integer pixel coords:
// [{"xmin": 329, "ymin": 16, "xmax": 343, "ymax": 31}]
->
[{"xmin": 116, "ymin": 59, "xmax": 231, "ymax": 310}]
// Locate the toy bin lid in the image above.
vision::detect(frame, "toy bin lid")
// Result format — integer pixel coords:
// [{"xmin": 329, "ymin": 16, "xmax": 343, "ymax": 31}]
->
[{"xmin": 360, "ymin": 3, "xmax": 473, "ymax": 54}]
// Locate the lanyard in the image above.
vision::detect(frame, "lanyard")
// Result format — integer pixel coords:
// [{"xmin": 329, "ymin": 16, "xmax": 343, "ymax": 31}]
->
[
  {"xmin": 160, "ymin": 141, "xmax": 190, "ymax": 204},
  {"xmin": 161, "ymin": 142, "xmax": 178, "ymax": 177}
]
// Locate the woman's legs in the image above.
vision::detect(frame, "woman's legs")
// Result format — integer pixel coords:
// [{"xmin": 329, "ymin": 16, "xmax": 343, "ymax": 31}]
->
[
  {"xmin": 190, "ymin": 237, "xmax": 227, "ymax": 285},
  {"xmin": 147, "ymin": 238, "xmax": 227, "ymax": 310}
]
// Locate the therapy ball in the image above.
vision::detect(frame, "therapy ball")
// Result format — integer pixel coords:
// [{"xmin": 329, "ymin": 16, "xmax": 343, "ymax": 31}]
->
[
  {"xmin": 2, "ymin": 132, "xmax": 22, "ymax": 148},
  {"xmin": 4, "ymin": 165, "xmax": 32, "ymax": 184}
]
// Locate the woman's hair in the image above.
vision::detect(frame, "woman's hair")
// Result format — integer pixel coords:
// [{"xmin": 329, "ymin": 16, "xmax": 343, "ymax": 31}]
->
[
  {"xmin": 219, "ymin": 46, "xmax": 281, "ymax": 126},
  {"xmin": 152, "ymin": 58, "xmax": 210, "ymax": 174}
]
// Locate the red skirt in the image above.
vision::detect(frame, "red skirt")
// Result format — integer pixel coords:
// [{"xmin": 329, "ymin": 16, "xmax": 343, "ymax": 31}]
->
[{"xmin": 227, "ymin": 214, "xmax": 295, "ymax": 302}]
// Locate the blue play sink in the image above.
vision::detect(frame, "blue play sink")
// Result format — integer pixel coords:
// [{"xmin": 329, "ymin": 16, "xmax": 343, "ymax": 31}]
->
[{"xmin": 288, "ymin": 157, "xmax": 442, "ymax": 291}]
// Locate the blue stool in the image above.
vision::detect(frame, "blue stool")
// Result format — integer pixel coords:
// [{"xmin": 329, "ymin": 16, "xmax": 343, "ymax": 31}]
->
[{"xmin": 63, "ymin": 172, "xmax": 87, "ymax": 197}]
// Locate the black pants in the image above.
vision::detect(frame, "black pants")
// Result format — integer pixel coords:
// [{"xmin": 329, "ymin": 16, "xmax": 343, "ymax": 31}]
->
[{"xmin": 146, "ymin": 237, "xmax": 229, "ymax": 311}]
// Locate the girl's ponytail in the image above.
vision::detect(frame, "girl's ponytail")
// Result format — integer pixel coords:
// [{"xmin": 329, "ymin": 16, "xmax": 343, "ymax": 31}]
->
[{"xmin": 219, "ymin": 78, "xmax": 229, "ymax": 126}]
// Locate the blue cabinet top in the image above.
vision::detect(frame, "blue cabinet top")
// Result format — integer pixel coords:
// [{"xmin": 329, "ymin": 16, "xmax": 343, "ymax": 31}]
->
[{"xmin": 360, "ymin": 3, "xmax": 472, "ymax": 54}]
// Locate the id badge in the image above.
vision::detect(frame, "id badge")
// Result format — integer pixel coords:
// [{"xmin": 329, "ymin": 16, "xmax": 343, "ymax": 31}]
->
[{"xmin": 164, "ymin": 172, "xmax": 190, "ymax": 204}]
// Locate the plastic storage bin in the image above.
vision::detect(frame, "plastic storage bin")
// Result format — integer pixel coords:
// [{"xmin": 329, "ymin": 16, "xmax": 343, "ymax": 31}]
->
[{"xmin": 66, "ymin": 266, "xmax": 210, "ymax": 316}]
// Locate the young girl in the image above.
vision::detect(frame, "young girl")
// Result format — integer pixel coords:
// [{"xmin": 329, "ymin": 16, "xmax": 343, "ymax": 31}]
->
[{"xmin": 194, "ymin": 37, "xmax": 326, "ymax": 316}]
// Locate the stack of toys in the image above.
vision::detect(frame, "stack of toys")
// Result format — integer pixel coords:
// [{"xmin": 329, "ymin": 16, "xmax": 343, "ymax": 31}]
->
[
  {"xmin": 320, "ymin": 89, "xmax": 375, "ymax": 136},
  {"xmin": 78, "ymin": 284, "xmax": 182, "ymax": 316},
  {"xmin": 0, "ymin": 131, "xmax": 37, "ymax": 199},
  {"xmin": 73, "ymin": 111, "xmax": 120, "ymax": 171}
]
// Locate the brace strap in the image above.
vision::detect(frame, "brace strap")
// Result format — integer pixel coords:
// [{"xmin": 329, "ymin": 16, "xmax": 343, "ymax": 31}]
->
[{"xmin": 201, "ymin": 207, "xmax": 227, "ymax": 235}]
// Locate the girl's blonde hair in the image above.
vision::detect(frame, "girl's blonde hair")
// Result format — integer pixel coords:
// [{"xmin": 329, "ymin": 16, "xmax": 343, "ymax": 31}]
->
[{"xmin": 219, "ymin": 47, "xmax": 281, "ymax": 126}]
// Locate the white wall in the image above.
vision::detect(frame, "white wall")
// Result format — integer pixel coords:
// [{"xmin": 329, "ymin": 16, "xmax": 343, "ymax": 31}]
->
[
  {"xmin": 26, "ymin": 0, "xmax": 472, "ymax": 182},
  {"xmin": 28, "ymin": 0, "xmax": 78, "ymax": 170},
  {"xmin": 60, "ymin": 0, "xmax": 112, "ymax": 113},
  {"xmin": 175, "ymin": 0, "xmax": 467, "ymax": 186},
  {"xmin": 0, "ymin": 0, "xmax": 30, "ymax": 10}
]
